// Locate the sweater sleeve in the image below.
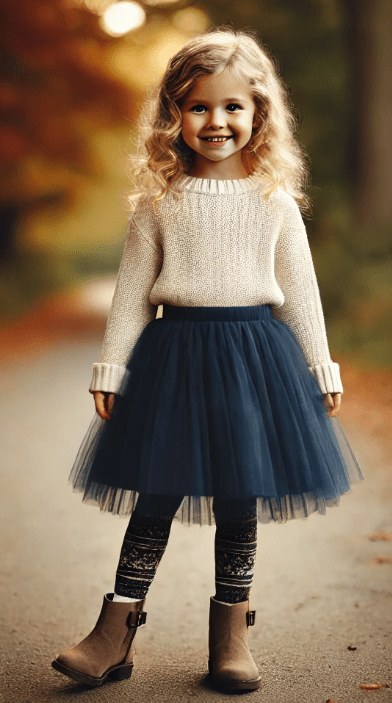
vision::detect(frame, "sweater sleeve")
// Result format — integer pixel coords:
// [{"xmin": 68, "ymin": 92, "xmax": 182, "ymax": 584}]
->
[
  {"xmin": 89, "ymin": 198, "xmax": 163, "ymax": 395},
  {"xmin": 272, "ymin": 191, "xmax": 343, "ymax": 395}
]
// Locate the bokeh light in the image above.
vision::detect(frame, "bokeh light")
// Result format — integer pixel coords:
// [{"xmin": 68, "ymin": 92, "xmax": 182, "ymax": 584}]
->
[
  {"xmin": 82, "ymin": 0, "xmax": 114, "ymax": 12},
  {"xmin": 172, "ymin": 7, "xmax": 209, "ymax": 34},
  {"xmin": 100, "ymin": 1, "xmax": 146, "ymax": 36},
  {"xmin": 144, "ymin": 0, "xmax": 181, "ymax": 5},
  {"xmin": 108, "ymin": 26, "xmax": 188, "ymax": 89}
]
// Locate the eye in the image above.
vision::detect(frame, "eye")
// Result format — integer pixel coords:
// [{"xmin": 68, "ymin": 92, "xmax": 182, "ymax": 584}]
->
[
  {"xmin": 226, "ymin": 103, "xmax": 242, "ymax": 112},
  {"xmin": 190, "ymin": 104, "xmax": 206, "ymax": 114}
]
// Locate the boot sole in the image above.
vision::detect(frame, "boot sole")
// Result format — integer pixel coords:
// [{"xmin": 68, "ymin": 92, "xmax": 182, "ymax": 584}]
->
[
  {"xmin": 208, "ymin": 673, "xmax": 262, "ymax": 691},
  {"xmin": 51, "ymin": 658, "xmax": 134, "ymax": 686},
  {"xmin": 208, "ymin": 660, "xmax": 262, "ymax": 691}
]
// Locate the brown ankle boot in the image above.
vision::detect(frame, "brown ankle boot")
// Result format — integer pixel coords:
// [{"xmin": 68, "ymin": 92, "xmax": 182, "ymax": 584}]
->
[
  {"xmin": 51, "ymin": 594, "xmax": 146, "ymax": 686},
  {"xmin": 208, "ymin": 597, "xmax": 262, "ymax": 691}
]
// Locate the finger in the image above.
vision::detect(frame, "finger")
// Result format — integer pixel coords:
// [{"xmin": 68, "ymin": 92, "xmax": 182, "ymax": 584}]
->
[
  {"xmin": 94, "ymin": 392, "xmax": 111, "ymax": 420},
  {"xmin": 105, "ymin": 393, "xmax": 116, "ymax": 418},
  {"xmin": 328, "ymin": 393, "xmax": 341, "ymax": 418},
  {"xmin": 101, "ymin": 394, "xmax": 111, "ymax": 420},
  {"xmin": 334, "ymin": 393, "xmax": 341, "ymax": 415},
  {"xmin": 328, "ymin": 396, "xmax": 336, "ymax": 417},
  {"xmin": 97, "ymin": 398, "xmax": 109, "ymax": 420}
]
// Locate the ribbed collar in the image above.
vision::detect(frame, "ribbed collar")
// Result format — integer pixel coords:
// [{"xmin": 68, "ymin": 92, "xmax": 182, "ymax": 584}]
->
[{"xmin": 175, "ymin": 174, "xmax": 261, "ymax": 194}]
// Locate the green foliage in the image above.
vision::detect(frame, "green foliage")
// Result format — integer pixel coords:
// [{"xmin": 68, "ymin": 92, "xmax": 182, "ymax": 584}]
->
[{"xmin": 313, "ymin": 219, "xmax": 392, "ymax": 367}]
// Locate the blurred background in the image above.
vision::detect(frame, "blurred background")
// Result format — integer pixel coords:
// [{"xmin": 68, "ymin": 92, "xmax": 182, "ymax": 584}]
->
[{"xmin": 0, "ymin": 0, "xmax": 391, "ymax": 369}]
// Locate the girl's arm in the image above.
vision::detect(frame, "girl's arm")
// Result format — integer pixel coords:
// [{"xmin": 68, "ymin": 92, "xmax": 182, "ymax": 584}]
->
[
  {"xmin": 272, "ymin": 191, "xmax": 343, "ymax": 396},
  {"xmin": 89, "ymin": 197, "xmax": 163, "ymax": 397}
]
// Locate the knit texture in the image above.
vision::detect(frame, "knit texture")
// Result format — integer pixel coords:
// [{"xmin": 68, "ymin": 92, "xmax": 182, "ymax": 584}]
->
[{"xmin": 90, "ymin": 176, "xmax": 343, "ymax": 396}]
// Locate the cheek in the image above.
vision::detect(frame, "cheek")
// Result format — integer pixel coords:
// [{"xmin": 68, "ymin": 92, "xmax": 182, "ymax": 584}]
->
[
  {"xmin": 182, "ymin": 114, "xmax": 198, "ymax": 136},
  {"xmin": 181, "ymin": 124, "xmax": 194, "ymax": 149},
  {"xmin": 231, "ymin": 113, "xmax": 254, "ymax": 137},
  {"xmin": 240, "ymin": 117, "xmax": 255, "ymax": 141}
]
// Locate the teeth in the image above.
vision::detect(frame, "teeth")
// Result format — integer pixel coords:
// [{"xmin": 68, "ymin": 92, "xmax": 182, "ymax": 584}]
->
[{"xmin": 204, "ymin": 137, "xmax": 230, "ymax": 142}]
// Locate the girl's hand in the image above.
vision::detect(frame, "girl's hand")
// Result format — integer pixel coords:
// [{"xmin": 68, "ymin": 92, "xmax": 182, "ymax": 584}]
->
[
  {"xmin": 92, "ymin": 391, "xmax": 117, "ymax": 420},
  {"xmin": 323, "ymin": 392, "xmax": 341, "ymax": 418}
]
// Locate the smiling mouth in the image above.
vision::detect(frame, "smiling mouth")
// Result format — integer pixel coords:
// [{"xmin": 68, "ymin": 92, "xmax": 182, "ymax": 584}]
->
[{"xmin": 199, "ymin": 136, "xmax": 234, "ymax": 142}]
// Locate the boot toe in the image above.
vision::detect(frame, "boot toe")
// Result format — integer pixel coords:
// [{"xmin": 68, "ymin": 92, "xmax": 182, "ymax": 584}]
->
[
  {"xmin": 212, "ymin": 662, "xmax": 260, "ymax": 683},
  {"xmin": 55, "ymin": 649, "xmax": 104, "ymax": 679}
]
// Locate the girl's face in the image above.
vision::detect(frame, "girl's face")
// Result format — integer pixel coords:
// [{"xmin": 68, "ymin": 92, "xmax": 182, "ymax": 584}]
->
[{"xmin": 180, "ymin": 67, "xmax": 256, "ymax": 178}]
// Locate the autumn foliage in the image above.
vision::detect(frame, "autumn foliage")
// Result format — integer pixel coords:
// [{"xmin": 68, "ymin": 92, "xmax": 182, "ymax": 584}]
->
[{"xmin": 0, "ymin": 0, "xmax": 135, "ymax": 205}]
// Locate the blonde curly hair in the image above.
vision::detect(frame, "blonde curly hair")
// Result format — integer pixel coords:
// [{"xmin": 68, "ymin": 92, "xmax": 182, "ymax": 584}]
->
[{"xmin": 126, "ymin": 27, "xmax": 311, "ymax": 213}]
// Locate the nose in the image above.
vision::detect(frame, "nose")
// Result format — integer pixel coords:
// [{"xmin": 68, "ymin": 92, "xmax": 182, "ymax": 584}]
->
[{"xmin": 206, "ymin": 107, "xmax": 226, "ymax": 130}]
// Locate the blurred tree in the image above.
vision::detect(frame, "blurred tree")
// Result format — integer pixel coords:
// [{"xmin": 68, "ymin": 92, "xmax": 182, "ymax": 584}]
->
[
  {"xmin": 0, "ymin": 0, "xmax": 134, "ymax": 260},
  {"xmin": 341, "ymin": 0, "xmax": 392, "ymax": 230}
]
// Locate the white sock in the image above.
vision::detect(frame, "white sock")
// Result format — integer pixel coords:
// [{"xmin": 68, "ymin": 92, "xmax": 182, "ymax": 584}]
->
[{"xmin": 112, "ymin": 593, "xmax": 143, "ymax": 603}]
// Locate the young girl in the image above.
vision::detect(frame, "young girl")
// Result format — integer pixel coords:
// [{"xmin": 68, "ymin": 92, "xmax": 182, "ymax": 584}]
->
[{"xmin": 52, "ymin": 27, "xmax": 363, "ymax": 692}]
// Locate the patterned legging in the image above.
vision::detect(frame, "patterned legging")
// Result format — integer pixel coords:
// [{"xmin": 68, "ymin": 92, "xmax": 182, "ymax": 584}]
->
[{"xmin": 114, "ymin": 495, "xmax": 257, "ymax": 604}]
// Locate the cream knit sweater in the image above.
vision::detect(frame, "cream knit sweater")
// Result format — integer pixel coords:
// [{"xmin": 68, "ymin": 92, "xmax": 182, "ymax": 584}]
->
[{"xmin": 89, "ymin": 175, "xmax": 343, "ymax": 396}]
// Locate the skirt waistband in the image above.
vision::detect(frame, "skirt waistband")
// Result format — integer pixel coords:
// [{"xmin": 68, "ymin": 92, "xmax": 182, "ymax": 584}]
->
[{"xmin": 157, "ymin": 303, "xmax": 274, "ymax": 322}]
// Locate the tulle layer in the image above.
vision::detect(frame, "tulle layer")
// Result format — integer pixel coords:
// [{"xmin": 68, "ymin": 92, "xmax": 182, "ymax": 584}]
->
[{"xmin": 69, "ymin": 304, "xmax": 363, "ymax": 525}]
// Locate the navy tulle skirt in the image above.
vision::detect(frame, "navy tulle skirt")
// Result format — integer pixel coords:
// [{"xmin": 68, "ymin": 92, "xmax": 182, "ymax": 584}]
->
[{"xmin": 69, "ymin": 304, "xmax": 363, "ymax": 525}]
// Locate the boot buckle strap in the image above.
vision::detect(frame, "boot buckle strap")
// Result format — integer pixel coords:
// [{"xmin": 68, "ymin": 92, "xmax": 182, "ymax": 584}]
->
[
  {"xmin": 246, "ymin": 610, "xmax": 256, "ymax": 627},
  {"xmin": 126, "ymin": 611, "xmax": 147, "ymax": 628}
]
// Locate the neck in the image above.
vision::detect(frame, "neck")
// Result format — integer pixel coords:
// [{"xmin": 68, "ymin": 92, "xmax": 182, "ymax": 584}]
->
[{"xmin": 187, "ymin": 154, "xmax": 249, "ymax": 180}]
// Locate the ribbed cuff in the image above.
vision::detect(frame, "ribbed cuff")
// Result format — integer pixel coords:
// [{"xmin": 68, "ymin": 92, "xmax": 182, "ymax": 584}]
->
[
  {"xmin": 308, "ymin": 362, "xmax": 343, "ymax": 394},
  {"xmin": 89, "ymin": 363, "xmax": 130, "ymax": 396}
]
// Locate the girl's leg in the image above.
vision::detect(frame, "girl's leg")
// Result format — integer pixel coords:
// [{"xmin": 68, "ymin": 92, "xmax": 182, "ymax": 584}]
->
[
  {"xmin": 114, "ymin": 494, "xmax": 184, "ymax": 600},
  {"xmin": 52, "ymin": 494, "xmax": 183, "ymax": 686},
  {"xmin": 213, "ymin": 498, "xmax": 258, "ymax": 604},
  {"xmin": 208, "ymin": 498, "xmax": 261, "ymax": 690}
]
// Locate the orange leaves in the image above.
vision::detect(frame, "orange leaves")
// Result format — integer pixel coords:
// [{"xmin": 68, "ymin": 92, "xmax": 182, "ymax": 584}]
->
[
  {"xmin": 368, "ymin": 531, "xmax": 392, "ymax": 565},
  {"xmin": 359, "ymin": 683, "xmax": 390, "ymax": 690},
  {"xmin": 0, "ymin": 0, "xmax": 135, "ymax": 203},
  {"xmin": 0, "ymin": 127, "xmax": 29, "ymax": 161},
  {"xmin": 368, "ymin": 531, "xmax": 392, "ymax": 542},
  {"xmin": 327, "ymin": 682, "xmax": 391, "ymax": 699},
  {"xmin": 370, "ymin": 556, "xmax": 392, "ymax": 564}
]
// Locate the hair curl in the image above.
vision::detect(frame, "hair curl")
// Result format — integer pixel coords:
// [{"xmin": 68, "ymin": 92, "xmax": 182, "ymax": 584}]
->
[{"xmin": 125, "ymin": 27, "xmax": 311, "ymax": 214}]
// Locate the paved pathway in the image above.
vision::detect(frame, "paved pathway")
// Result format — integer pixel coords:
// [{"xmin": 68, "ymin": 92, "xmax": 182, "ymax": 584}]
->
[{"xmin": 0, "ymin": 338, "xmax": 391, "ymax": 703}]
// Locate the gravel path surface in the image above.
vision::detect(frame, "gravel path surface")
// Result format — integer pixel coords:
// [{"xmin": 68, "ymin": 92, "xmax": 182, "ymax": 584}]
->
[{"xmin": 0, "ymin": 338, "xmax": 391, "ymax": 703}]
